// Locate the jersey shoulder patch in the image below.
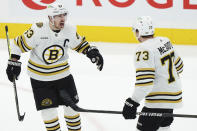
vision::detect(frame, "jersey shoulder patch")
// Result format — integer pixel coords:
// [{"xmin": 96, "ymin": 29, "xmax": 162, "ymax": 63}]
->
[{"xmin": 36, "ymin": 22, "xmax": 43, "ymax": 28}]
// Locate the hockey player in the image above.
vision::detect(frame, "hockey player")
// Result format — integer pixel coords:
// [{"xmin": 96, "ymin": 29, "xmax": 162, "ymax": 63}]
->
[
  {"xmin": 6, "ymin": 3, "xmax": 103, "ymax": 131},
  {"xmin": 122, "ymin": 16, "xmax": 184, "ymax": 131}
]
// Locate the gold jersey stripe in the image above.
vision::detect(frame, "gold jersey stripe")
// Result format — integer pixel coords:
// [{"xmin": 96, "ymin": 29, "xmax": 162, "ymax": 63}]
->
[
  {"xmin": 16, "ymin": 36, "xmax": 26, "ymax": 53},
  {"xmin": 44, "ymin": 117, "xmax": 58, "ymax": 124},
  {"xmin": 136, "ymin": 75, "xmax": 155, "ymax": 80},
  {"xmin": 78, "ymin": 43, "xmax": 90, "ymax": 53},
  {"xmin": 175, "ymin": 57, "xmax": 181, "ymax": 65},
  {"xmin": 46, "ymin": 124, "xmax": 60, "ymax": 131},
  {"xmin": 28, "ymin": 66, "xmax": 69, "ymax": 76},
  {"xmin": 179, "ymin": 69, "xmax": 183, "ymax": 74},
  {"xmin": 72, "ymin": 42, "xmax": 82, "ymax": 51},
  {"xmin": 176, "ymin": 63, "xmax": 183, "ymax": 71},
  {"xmin": 145, "ymin": 99, "xmax": 182, "ymax": 103},
  {"xmin": 65, "ymin": 114, "xmax": 80, "ymax": 119},
  {"xmin": 66, "ymin": 121, "xmax": 81, "ymax": 126},
  {"xmin": 72, "ymin": 38, "xmax": 87, "ymax": 51},
  {"xmin": 136, "ymin": 68, "xmax": 155, "ymax": 72},
  {"xmin": 147, "ymin": 91, "xmax": 182, "ymax": 96},
  {"xmin": 21, "ymin": 35, "xmax": 32, "ymax": 50},
  {"xmin": 68, "ymin": 129, "xmax": 81, "ymax": 131},
  {"xmin": 29, "ymin": 59, "xmax": 68, "ymax": 69}
]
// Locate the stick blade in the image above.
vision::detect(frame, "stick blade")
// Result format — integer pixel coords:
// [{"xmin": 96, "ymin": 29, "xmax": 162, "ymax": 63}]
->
[{"xmin": 19, "ymin": 112, "xmax": 25, "ymax": 121}]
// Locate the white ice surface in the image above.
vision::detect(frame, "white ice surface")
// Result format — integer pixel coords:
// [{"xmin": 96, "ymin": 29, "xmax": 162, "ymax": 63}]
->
[{"xmin": 0, "ymin": 39, "xmax": 197, "ymax": 131}]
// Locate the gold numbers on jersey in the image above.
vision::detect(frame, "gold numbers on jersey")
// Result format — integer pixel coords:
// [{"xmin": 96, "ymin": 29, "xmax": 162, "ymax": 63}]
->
[
  {"xmin": 24, "ymin": 29, "xmax": 34, "ymax": 38},
  {"xmin": 160, "ymin": 51, "xmax": 175, "ymax": 83},
  {"xmin": 143, "ymin": 51, "xmax": 149, "ymax": 60},
  {"xmin": 136, "ymin": 51, "xmax": 149, "ymax": 61}
]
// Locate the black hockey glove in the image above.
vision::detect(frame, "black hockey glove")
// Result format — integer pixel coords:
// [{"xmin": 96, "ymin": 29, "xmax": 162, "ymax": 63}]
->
[
  {"xmin": 86, "ymin": 46, "xmax": 103, "ymax": 71},
  {"xmin": 6, "ymin": 60, "xmax": 22, "ymax": 82},
  {"xmin": 122, "ymin": 98, "xmax": 140, "ymax": 119}
]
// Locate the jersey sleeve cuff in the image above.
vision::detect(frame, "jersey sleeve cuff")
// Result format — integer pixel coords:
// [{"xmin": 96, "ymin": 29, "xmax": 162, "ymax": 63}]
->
[{"xmin": 11, "ymin": 54, "xmax": 21, "ymax": 60}]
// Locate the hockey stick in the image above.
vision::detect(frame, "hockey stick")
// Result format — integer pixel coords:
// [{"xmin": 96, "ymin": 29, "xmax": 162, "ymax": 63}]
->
[
  {"xmin": 75, "ymin": 107, "xmax": 197, "ymax": 118},
  {"xmin": 5, "ymin": 25, "xmax": 25, "ymax": 121},
  {"xmin": 58, "ymin": 78, "xmax": 197, "ymax": 119}
]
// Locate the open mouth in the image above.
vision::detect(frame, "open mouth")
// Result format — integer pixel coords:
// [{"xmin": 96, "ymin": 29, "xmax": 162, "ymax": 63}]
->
[{"xmin": 60, "ymin": 22, "xmax": 64, "ymax": 27}]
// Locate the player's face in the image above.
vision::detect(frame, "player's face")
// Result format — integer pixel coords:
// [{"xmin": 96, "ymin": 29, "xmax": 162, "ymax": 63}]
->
[{"xmin": 53, "ymin": 13, "xmax": 67, "ymax": 29}]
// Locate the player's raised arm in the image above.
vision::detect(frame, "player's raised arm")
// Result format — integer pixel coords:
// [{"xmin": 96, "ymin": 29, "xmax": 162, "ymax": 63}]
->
[{"xmin": 69, "ymin": 28, "xmax": 104, "ymax": 71}]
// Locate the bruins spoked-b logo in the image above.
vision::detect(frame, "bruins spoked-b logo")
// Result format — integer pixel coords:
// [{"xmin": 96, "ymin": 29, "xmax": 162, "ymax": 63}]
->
[
  {"xmin": 43, "ymin": 45, "xmax": 64, "ymax": 64},
  {"xmin": 41, "ymin": 98, "xmax": 53, "ymax": 106}
]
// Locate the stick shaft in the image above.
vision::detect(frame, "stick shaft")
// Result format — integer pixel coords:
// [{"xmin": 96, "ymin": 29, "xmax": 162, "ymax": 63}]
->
[
  {"xmin": 5, "ymin": 26, "xmax": 25, "ymax": 121},
  {"xmin": 13, "ymin": 76, "xmax": 21, "ymax": 120},
  {"xmin": 76, "ymin": 107, "xmax": 197, "ymax": 118}
]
